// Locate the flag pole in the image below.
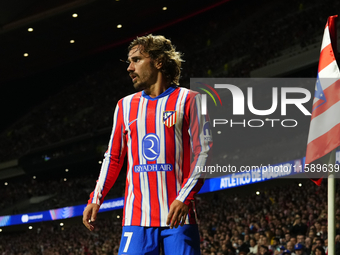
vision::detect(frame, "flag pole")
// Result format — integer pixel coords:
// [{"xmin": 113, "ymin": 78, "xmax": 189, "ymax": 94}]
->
[{"xmin": 328, "ymin": 150, "xmax": 336, "ymax": 255}]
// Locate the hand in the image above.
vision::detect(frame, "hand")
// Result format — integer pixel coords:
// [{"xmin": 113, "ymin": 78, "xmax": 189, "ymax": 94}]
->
[
  {"xmin": 166, "ymin": 200, "xmax": 189, "ymax": 229},
  {"xmin": 83, "ymin": 203, "xmax": 100, "ymax": 231},
  {"xmin": 312, "ymin": 243, "xmax": 317, "ymax": 251}
]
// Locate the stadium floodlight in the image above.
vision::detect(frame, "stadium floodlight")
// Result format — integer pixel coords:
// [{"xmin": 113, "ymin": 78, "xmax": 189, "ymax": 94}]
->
[
  {"xmin": 162, "ymin": 7, "xmax": 167, "ymax": 10},
  {"xmin": 28, "ymin": 28, "xmax": 33, "ymax": 32},
  {"xmin": 117, "ymin": 24, "xmax": 122, "ymax": 28},
  {"xmin": 70, "ymin": 40, "xmax": 75, "ymax": 44},
  {"xmin": 72, "ymin": 13, "xmax": 78, "ymax": 18},
  {"xmin": 23, "ymin": 53, "xmax": 28, "ymax": 57}
]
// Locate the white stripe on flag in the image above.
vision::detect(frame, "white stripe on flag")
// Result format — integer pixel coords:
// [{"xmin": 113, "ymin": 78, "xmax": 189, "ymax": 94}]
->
[
  {"xmin": 319, "ymin": 60, "xmax": 340, "ymax": 79},
  {"xmin": 307, "ymin": 100, "xmax": 340, "ymax": 144},
  {"xmin": 321, "ymin": 26, "xmax": 331, "ymax": 52}
]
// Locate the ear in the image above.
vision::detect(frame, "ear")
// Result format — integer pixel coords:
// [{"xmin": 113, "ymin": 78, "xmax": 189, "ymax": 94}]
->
[{"xmin": 154, "ymin": 59, "xmax": 162, "ymax": 69}]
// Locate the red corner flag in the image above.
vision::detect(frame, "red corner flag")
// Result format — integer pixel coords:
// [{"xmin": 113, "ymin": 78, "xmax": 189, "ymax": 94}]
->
[{"xmin": 305, "ymin": 15, "xmax": 340, "ymax": 186}]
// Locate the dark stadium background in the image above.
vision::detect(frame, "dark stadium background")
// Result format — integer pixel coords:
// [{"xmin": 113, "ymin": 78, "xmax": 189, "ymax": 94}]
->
[{"xmin": 0, "ymin": 0, "xmax": 339, "ymax": 253}]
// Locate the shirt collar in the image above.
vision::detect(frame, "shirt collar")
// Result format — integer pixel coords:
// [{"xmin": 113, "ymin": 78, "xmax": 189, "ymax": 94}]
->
[{"xmin": 142, "ymin": 84, "xmax": 178, "ymax": 100}]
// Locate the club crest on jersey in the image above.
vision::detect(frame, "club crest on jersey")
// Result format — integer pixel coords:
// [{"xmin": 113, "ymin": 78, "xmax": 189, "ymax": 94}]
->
[{"xmin": 163, "ymin": 111, "xmax": 177, "ymax": 128}]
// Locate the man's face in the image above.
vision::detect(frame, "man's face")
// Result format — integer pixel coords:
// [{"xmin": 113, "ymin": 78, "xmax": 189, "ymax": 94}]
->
[
  {"xmin": 287, "ymin": 242, "xmax": 294, "ymax": 251},
  {"xmin": 127, "ymin": 45, "xmax": 159, "ymax": 91},
  {"xmin": 315, "ymin": 222, "xmax": 321, "ymax": 229},
  {"xmin": 290, "ymin": 237, "xmax": 297, "ymax": 245},
  {"xmin": 260, "ymin": 247, "xmax": 267, "ymax": 254},
  {"xmin": 297, "ymin": 235, "xmax": 305, "ymax": 244},
  {"xmin": 315, "ymin": 249, "xmax": 322, "ymax": 255},
  {"xmin": 295, "ymin": 250, "xmax": 303, "ymax": 255}
]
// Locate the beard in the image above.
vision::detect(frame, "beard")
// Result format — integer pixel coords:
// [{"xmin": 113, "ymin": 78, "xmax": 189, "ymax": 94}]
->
[
  {"xmin": 131, "ymin": 71, "xmax": 155, "ymax": 92},
  {"xmin": 130, "ymin": 61, "xmax": 157, "ymax": 91},
  {"xmin": 133, "ymin": 78, "xmax": 147, "ymax": 91}
]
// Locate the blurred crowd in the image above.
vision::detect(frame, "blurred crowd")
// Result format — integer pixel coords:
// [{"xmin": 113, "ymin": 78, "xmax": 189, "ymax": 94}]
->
[
  {"xmin": 197, "ymin": 180, "xmax": 336, "ymax": 255},
  {"xmin": 0, "ymin": 216, "xmax": 122, "ymax": 255},
  {"xmin": 0, "ymin": 0, "xmax": 338, "ymax": 162},
  {"xmin": 0, "ymin": 172, "xmax": 126, "ymax": 216},
  {"xmin": 0, "ymin": 175, "xmax": 92, "ymax": 215},
  {"xmin": 1, "ymin": 180, "xmax": 340, "ymax": 255}
]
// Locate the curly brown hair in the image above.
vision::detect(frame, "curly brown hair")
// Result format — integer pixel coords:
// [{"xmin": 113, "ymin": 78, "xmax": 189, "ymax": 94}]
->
[{"xmin": 128, "ymin": 34, "xmax": 184, "ymax": 85}]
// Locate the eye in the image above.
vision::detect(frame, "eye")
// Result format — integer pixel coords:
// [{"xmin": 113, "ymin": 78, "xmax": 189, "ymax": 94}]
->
[{"xmin": 133, "ymin": 57, "xmax": 142, "ymax": 63}]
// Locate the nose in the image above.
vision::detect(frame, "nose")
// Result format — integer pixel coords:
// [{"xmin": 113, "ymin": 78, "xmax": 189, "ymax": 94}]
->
[{"xmin": 127, "ymin": 62, "xmax": 134, "ymax": 72}]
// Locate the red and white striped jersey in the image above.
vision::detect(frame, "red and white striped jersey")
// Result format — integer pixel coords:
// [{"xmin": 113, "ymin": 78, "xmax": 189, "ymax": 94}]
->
[{"xmin": 89, "ymin": 85, "xmax": 212, "ymax": 227}]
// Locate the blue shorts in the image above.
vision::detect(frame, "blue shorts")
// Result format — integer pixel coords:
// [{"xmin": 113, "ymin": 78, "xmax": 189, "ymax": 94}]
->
[{"xmin": 118, "ymin": 225, "xmax": 200, "ymax": 255}]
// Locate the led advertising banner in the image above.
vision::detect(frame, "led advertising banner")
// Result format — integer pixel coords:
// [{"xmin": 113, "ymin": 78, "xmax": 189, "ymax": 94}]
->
[
  {"xmin": 2, "ymin": 152, "xmax": 340, "ymax": 227},
  {"xmin": 0, "ymin": 197, "xmax": 124, "ymax": 227}
]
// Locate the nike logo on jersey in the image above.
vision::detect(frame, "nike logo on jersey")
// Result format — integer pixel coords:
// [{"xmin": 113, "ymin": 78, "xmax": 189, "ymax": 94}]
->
[{"xmin": 128, "ymin": 119, "xmax": 137, "ymax": 126}]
